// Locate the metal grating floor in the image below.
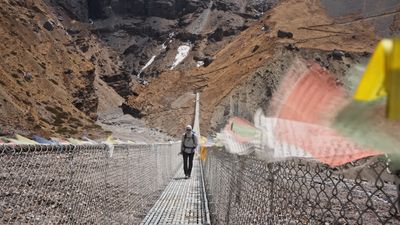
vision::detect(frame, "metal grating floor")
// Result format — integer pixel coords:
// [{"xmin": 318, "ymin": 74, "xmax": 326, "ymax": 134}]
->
[{"xmin": 140, "ymin": 159, "xmax": 210, "ymax": 225}]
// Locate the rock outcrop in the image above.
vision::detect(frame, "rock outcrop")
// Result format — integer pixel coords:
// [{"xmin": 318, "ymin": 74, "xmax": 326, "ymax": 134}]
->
[{"xmin": 100, "ymin": 72, "xmax": 133, "ymax": 97}]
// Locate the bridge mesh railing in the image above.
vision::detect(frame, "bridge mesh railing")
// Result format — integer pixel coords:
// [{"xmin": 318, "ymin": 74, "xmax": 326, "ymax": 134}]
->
[
  {"xmin": 203, "ymin": 147, "xmax": 400, "ymax": 225},
  {"xmin": 0, "ymin": 143, "xmax": 181, "ymax": 224}
]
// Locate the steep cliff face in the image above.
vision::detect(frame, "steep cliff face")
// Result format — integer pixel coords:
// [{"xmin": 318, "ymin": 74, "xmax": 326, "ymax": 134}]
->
[
  {"xmin": 57, "ymin": 0, "xmax": 266, "ymax": 20},
  {"xmin": 0, "ymin": 0, "xmax": 111, "ymax": 137},
  {"xmin": 54, "ymin": 0, "xmax": 277, "ymax": 104},
  {"xmin": 111, "ymin": 0, "xmax": 210, "ymax": 19},
  {"xmin": 88, "ymin": 0, "xmax": 111, "ymax": 19},
  {"xmin": 55, "ymin": 0, "xmax": 88, "ymax": 21}
]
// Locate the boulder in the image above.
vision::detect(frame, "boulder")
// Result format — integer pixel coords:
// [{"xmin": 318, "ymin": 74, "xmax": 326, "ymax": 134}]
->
[
  {"xmin": 123, "ymin": 44, "xmax": 140, "ymax": 55},
  {"xmin": 43, "ymin": 20, "xmax": 54, "ymax": 31},
  {"xmin": 277, "ymin": 30, "xmax": 293, "ymax": 38},
  {"xmin": 121, "ymin": 103, "xmax": 143, "ymax": 118},
  {"xmin": 208, "ymin": 28, "xmax": 224, "ymax": 42},
  {"xmin": 261, "ymin": 24, "xmax": 270, "ymax": 32},
  {"xmin": 285, "ymin": 44, "xmax": 299, "ymax": 51},
  {"xmin": 331, "ymin": 49, "xmax": 345, "ymax": 60},
  {"xmin": 202, "ymin": 56, "xmax": 214, "ymax": 67},
  {"xmin": 67, "ymin": 28, "xmax": 80, "ymax": 35},
  {"xmin": 80, "ymin": 44, "xmax": 89, "ymax": 53},
  {"xmin": 252, "ymin": 45, "xmax": 260, "ymax": 53},
  {"xmin": 193, "ymin": 54, "xmax": 214, "ymax": 67},
  {"xmin": 64, "ymin": 69, "xmax": 73, "ymax": 75}
]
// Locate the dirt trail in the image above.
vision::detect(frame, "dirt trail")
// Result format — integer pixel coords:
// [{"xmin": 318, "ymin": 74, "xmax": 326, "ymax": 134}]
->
[{"xmin": 188, "ymin": 1, "xmax": 214, "ymax": 34}]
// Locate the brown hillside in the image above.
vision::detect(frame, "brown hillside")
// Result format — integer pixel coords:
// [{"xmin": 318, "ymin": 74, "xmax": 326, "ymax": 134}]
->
[
  {"xmin": 0, "ymin": 0, "xmax": 106, "ymax": 138},
  {"xmin": 128, "ymin": 0, "xmax": 382, "ymax": 136}
]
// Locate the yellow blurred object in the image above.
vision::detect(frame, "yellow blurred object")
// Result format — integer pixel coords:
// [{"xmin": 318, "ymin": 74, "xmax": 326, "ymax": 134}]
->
[
  {"xmin": 200, "ymin": 136, "xmax": 208, "ymax": 145},
  {"xmin": 354, "ymin": 38, "xmax": 400, "ymax": 120},
  {"xmin": 67, "ymin": 138, "xmax": 83, "ymax": 145},
  {"xmin": 200, "ymin": 146, "xmax": 207, "ymax": 161},
  {"xmin": 386, "ymin": 39, "xmax": 400, "ymax": 120},
  {"xmin": 15, "ymin": 134, "xmax": 38, "ymax": 144},
  {"xmin": 106, "ymin": 135, "xmax": 118, "ymax": 144}
]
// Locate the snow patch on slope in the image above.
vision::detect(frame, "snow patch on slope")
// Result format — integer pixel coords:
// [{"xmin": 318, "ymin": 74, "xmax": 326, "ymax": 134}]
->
[
  {"xmin": 137, "ymin": 55, "xmax": 156, "ymax": 78},
  {"xmin": 170, "ymin": 44, "xmax": 191, "ymax": 70}
]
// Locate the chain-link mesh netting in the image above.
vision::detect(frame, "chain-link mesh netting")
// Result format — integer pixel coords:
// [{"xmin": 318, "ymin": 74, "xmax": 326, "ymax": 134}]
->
[
  {"xmin": 203, "ymin": 148, "xmax": 400, "ymax": 225},
  {"xmin": 0, "ymin": 143, "xmax": 181, "ymax": 224}
]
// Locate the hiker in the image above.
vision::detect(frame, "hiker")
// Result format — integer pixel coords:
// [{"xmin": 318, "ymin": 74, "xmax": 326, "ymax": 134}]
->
[{"xmin": 181, "ymin": 125, "xmax": 198, "ymax": 179}]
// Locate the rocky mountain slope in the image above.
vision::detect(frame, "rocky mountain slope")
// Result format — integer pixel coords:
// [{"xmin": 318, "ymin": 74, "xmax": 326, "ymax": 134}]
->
[
  {"xmin": 55, "ymin": 0, "xmax": 278, "ymax": 97},
  {"xmin": 1, "ymin": 0, "xmax": 399, "ymax": 139},
  {"xmin": 0, "ymin": 0, "xmax": 124, "ymax": 138},
  {"xmin": 126, "ymin": 0, "xmax": 400, "ymax": 136},
  {"xmin": 0, "ymin": 1, "xmax": 133, "ymax": 137},
  {"xmin": 0, "ymin": 0, "xmax": 268, "ymax": 139}
]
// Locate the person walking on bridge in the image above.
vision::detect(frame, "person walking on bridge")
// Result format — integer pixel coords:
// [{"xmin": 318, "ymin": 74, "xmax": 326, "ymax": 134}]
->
[{"xmin": 181, "ymin": 125, "xmax": 198, "ymax": 179}]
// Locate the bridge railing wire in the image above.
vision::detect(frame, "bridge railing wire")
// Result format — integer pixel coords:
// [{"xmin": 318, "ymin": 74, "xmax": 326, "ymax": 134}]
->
[
  {"xmin": 0, "ymin": 143, "xmax": 181, "ymax": 224},
  {"xmin": 203, "ymin": 147, "xmax": 400, "ymax": 225}
]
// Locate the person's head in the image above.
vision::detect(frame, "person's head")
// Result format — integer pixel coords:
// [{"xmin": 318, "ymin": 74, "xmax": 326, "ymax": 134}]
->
[{"xmin": 185, "ymin": 125, "xmax": 192, "ymax": 134}]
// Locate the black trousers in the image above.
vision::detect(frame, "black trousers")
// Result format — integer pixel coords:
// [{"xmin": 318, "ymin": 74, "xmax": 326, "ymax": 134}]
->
[{"xmin": 182, "ymin": 152, "xmax": 195, "ymax": 176}]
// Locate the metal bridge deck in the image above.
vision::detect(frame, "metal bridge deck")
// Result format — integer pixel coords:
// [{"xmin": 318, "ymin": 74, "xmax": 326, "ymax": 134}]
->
[{"xmin": 140, "ymin": 159, "xmax": 210, "ymax": 225}]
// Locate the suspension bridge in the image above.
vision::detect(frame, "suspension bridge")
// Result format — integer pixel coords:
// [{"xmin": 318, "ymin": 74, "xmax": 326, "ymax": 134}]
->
[{"xmin": 0, "ymin": 93, "xmax": 399, "ymax": 224}]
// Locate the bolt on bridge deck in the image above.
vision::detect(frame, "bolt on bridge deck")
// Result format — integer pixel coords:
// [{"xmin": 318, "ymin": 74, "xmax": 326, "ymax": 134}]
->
[{"xmin": 141, "ymin": 159, "xmax": 210, "ymax": 225}]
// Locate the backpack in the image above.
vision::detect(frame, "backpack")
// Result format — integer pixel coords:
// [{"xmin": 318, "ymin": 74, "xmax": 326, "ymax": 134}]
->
[{"xmin": 183, "ymin": 132, "xmax": 197, "ymax": 153}]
